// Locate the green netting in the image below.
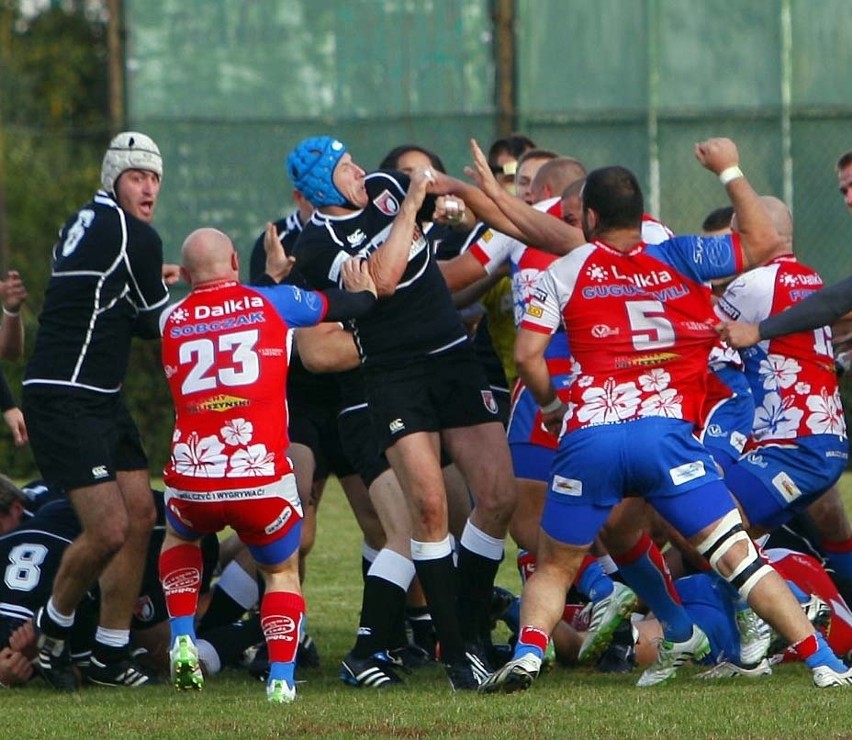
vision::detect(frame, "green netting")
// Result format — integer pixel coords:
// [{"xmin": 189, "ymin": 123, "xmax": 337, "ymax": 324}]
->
[
  {"xmin": 127, "ymin": 0, "xmax": 852, "ymax": 281},
  {"xmin": 126, "ymin": 0, "xmax": 496, "ymax": 262},
  {"xmin": 517, "ymin": 0, "xmax": 852, "ymax": 280}
]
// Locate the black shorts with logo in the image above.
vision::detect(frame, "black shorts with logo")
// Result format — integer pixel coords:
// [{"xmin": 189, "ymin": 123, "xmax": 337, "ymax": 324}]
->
[
  {"xmin": 363, "ymin": 344, "xmax": 502, "ymax": 453},
  {"xmin": 337, "ymin": 403, "xmax": 391, "ymax": 488},
  {"xmin": 22, "ymin": 386, "xmax": 148, "ymax": 491}
]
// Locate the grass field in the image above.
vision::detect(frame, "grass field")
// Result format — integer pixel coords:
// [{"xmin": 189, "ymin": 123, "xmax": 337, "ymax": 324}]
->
[{"xmin": 6, "ymin": 478, "xmax": 852, "ymax": 738}]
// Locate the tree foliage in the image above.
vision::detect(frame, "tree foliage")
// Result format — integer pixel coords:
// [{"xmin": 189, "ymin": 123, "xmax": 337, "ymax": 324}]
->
[{"xmin": 0, "ymin": 2, "xmax": 172, "ymax": 478}]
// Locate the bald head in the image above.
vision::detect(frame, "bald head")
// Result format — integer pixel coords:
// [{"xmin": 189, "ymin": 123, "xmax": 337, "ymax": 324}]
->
[
  {"xmin": 732, "ymin": 196, "xmax": 793, "ymax": 253},
  {"xmin": 181, "ymin": 227, "xmax": 240, "ymax": 285},
  {"xmin": 530, "ymin": 157, "xmax": 587, "ymax": 204}
]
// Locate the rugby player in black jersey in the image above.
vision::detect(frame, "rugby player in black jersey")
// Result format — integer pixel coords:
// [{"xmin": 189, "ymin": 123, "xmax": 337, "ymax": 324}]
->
[
  {"xmin": 288, "ymin": 136, "xmax": 516, "ymax": 690},
  {"xmin": 252, "ymin": 185, "xmax": 434, "ymax": 688},
  {"xmin": 21, "ymin": 132, "xmax": 176, "ymax": 690}
]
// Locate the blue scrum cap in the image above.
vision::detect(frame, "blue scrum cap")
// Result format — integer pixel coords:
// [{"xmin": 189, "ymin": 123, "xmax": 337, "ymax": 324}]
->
[{"xmin": 286, "ymin": 136, "xmax": 348, "ymax": 207}]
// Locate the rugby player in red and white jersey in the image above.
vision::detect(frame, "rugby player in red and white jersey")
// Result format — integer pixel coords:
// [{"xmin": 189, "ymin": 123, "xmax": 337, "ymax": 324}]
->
[
  {"xmin": 715, "ymin": 198, "xmax": 852, "ymax": 557},
  {"xmin": 157, "ymin": 227, "xmax": 377, "ymax": 703},
  {"xmin": 442, "ymin": 159, "xmax": 690, "ymax": 666},
  {"xmin": 467, "ymin": 136, "xmax": 852, "ymax": 693}
]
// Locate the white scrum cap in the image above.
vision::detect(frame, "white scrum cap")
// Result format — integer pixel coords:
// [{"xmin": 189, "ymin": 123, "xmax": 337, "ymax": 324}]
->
[{"xmin": 100, "ymin": 131, "xmax": 163, "ymax": 194}]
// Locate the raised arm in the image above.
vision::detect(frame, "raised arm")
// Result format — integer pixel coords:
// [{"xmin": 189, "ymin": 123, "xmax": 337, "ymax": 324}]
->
[
  {"xmin": 460, "ymin": 139, "xmax": 586, "ymax": 255},
  {"xmin": 365, "ymin": 169, "xmax": 432, "ymax": 296},
  {"xmin": 0, "ymin": 270, "xmax": 27, "ymax": 361},
  {"xmin": 693, "ymin": 138, "xmax": 783, "ymax": 269}
]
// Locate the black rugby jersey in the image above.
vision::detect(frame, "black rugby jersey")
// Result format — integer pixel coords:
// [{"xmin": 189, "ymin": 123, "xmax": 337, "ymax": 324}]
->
[
  {"xmin": 0, "ymin": 499, "xmax": 81, "ymax": 625},
  {"xmin": 292, "ymin": 170, "xmax": 467, "ymax": 367},
  {"xmin": 249, "ymin": 213, "xmax": 342, "ymax": 408},
  {"xmin": 24, "ymin": 191, "xmax": 169, "ymax": 393}
]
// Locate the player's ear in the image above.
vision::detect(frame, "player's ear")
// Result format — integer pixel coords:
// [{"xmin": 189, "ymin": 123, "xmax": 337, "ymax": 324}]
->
[{"xmin": 231, "ymin": 251, "xmax": 239, "ymax": 271}]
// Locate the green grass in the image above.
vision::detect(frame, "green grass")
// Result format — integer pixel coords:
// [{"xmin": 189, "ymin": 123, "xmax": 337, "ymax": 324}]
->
[{"xmin": 7, "ymin": 477, "xmax": 852, "ymax": 738}]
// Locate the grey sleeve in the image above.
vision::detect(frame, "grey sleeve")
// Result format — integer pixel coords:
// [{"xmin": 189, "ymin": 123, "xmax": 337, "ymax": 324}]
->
[{"xmin": 759, "ymin": 276, "xmax": 852, "ymax": 339}]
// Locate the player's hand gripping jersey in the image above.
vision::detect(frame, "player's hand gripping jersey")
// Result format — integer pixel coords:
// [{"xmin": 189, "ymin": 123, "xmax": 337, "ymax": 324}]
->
[
  {"xmin": 716, "ymin": 255, "xmax": 846, "ymax": 446},
  {"xmin": 522, "ymin": 234, "xmax": 743, "ymax": 433}
]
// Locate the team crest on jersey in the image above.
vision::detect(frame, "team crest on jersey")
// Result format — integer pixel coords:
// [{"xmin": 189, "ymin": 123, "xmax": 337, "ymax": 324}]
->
[
  {"xmin": 347, "ymin": 229, "xmax": 367, "ymax": 247},
  {"xmin": 134, "ymin": 595, "xmax": 155, "ymax": 623},
  {"xmin": 373, "ymin": 190, "xmax": 400, "ymax": 216},
  {"xmin": 481, "ymin": 390, "xmax": 498, "ymax": 414},
  {"xmin": 188, "ymin": 394, "xmax": 250, "ymax": 414}
]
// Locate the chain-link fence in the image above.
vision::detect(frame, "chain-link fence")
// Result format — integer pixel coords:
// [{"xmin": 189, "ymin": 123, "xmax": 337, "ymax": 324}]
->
[{"xmin": 126, "ymin": 0, "xmax": 852, "ymax": 281}]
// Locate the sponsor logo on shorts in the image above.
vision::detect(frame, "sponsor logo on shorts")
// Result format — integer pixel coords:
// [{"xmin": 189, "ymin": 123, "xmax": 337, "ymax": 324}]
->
[
  {"xmin": 163, "ymin": 567, "xmax": 201, "ymax": 594},
  {"xmin": 669, "ymin": 460, "xmax": 706, "ymax": 486},
  {"xmin": 730, "ymin": 431, "xmax": 747, "ymax": 453},
  {"xmin": 772, "ymin": 471, "xmax": 802, "ymax": 503},
  {"xmin": 389, "ymin": 418, "xmax": 405, "ymax": 434},
  {"xmin": 745, "ymin": 452, "xmax": 768, "ymax": 469},
  {"xmin": 706, "ymin": 424, "xmax": 725, "ymax": 438},
  {"xmin": 264, "ymin": 505, "xmax": 293, "ymax": 535},
  {"xmin": 481, "ymin": 390, "xmax": 498, "ymax": 414},
  {"xmin": 826, "ymin": 450, "xmax": 849, "ymax": 460},
  {"xmin": 188, "ymin": 394, "xmax": 250, "ymax": 413},
  {"xmin": 91, "ymin": 465, "xmax": 108, "ymax": 479},
  {"xmin": 373, "ymin": 190, "xmax": 400, "ymax": 216},
  {"xmin": 551, "ymin": 475, "xmax": 582, "ymax": 496},
  {"xmin": 261, "ymin": 615, "xmax": 298, "ymax": 641}
]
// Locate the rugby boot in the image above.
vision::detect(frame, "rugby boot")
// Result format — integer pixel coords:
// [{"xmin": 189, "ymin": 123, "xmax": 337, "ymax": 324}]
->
[{"xmin": 636, "ymin": 625, "xmax": 711, "ymax": 687}]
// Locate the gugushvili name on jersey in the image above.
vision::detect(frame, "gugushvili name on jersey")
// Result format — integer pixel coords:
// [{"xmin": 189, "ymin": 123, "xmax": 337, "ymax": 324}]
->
[{"xmin": 521, "ymin": 233, "xmax": 743, "ymax": 432}]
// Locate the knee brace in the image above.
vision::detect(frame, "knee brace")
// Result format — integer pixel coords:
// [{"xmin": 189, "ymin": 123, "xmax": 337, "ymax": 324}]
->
[{"xmin": 695, "ymin": 510, "xmax": 774, "ymax": 600}]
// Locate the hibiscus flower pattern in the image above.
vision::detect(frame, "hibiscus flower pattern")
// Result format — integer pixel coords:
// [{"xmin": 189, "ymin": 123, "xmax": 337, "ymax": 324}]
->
[
  {"xmin": 753, "ymin": 391, "xmax": 804, "ymax": 441},
  {"xmin": 805, "ymin": 389, "xmax": 846, "ymax": 436},
  {"xmin": 638, "ymin": 369, "xmax": 671, "ymax": 393},
  {"xmin": 576, "ymin": 378, "xmax": 642, "ymax": 425},
  {"xmin": 639, "ymin": 387, "xmax": 683, "ymax": 418},
  {"xmin": 172, "ymin": 432, "xmax": 227, "ymax": 477},
  {"xmin": 221, "ymin": 418, "xmax": 253, "ymax": 446},
  {"xmin": 172, "ymin": 418, "xmax": 280, "ymax": 480},
  {"xmin": 758, "ymin": 355, "xmax": 801, "ymax": 391},
  {"xmin": 228, "ymin": 444, "xmax": 275, "ymax": 477},
  {"xmin": 570, "ymin": 364, "xmax": 691, "ymax": 429}
]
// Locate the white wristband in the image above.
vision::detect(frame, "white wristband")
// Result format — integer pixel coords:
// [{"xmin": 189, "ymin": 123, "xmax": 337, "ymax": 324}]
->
[
  {"xmin": 719, "ymin": 166, "xmax": 744, "ymax": 186},
  {"xmin": 540, "ymin": 396, "xmax": 562, "ymax": 414},
  {"xmin": 2, "ymin": 306, "xmax": 20, "ymax": 318}
]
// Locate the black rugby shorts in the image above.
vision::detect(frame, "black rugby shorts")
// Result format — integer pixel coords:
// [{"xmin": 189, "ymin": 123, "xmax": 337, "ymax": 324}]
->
[
  {"xmin": 337, "ymin": 404, "xmax": 390, "ymax": 488},
  {"xmin": 364, "ymin": 345, "xmax": 502, "ymax": 452},
  {"xmin": 22, "ymin": 386, "xmax": 148, "ymax": 491}
]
